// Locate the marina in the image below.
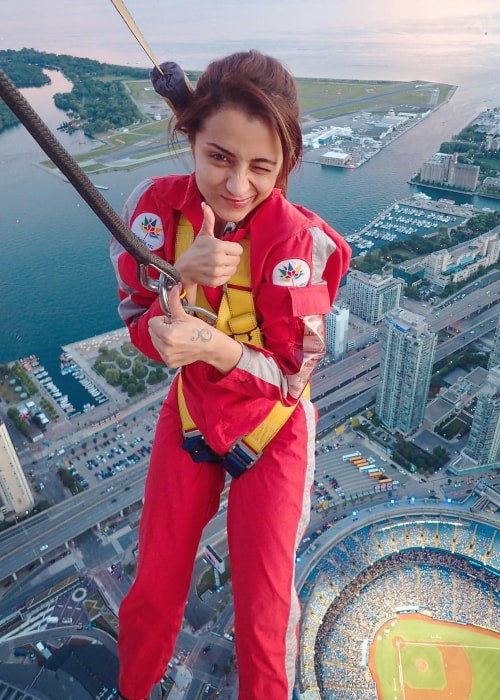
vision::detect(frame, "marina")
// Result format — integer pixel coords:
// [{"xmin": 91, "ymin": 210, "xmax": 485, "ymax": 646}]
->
[
  {"xmin": 23, "ymin": 353, "xmax": 110, "ymax": 418},
  {"xmin": 345, "ymin": 193, "xmax": 471, "ymax": 256},
  {"xmin": 30, "ymin": 365, "xmax": 75, "ymax": 416},
  {"xmin": 57, "ymin": 352, "xmax": 109, "ymax": 411}
]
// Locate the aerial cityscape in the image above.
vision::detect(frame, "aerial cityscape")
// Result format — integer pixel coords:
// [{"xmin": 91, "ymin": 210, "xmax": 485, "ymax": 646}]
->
[{"xmin": 1, "ymin": 4, "xmax": 500, "ymax": 699}]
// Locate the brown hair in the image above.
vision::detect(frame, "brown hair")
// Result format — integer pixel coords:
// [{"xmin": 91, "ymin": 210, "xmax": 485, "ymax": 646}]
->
[{"xmin": 174, "ymin": 50, "xmax": 302, "ymax": 193}]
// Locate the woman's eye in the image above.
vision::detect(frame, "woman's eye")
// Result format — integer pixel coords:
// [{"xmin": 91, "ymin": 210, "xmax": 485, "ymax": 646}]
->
[
  {"xmin": 210, "ymin": 152, "xmax": 228, "ymax": 162},
  {"xmin": 252, "ymin": 165, "xmax": 272, "ymax": 174}
]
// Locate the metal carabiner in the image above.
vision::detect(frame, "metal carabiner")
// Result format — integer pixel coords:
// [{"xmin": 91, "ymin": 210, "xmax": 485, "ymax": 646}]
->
[
  {"xmin": 139, "ymin": 264, "xmax": 218, "ymax": 325},
  {"xmin": 158, "ymin": 274, "xmax": 218, "ymax": 324}
]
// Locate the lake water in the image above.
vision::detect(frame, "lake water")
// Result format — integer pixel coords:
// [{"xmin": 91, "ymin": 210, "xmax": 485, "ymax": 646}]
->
[{"xmin": 1, "ymin": 2, "xmax": 500, "ymax": 384}]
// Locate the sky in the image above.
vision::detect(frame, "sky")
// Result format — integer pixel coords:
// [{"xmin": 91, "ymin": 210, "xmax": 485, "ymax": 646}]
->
[{"xmin": 1, "ymin": 1, "xmax": 499, "ymax": 85}]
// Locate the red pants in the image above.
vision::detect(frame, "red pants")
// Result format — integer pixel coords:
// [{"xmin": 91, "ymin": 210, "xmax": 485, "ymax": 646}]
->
[{"xmin": 117, "ymin": 395, "xmax": 316, "ymax": 700}]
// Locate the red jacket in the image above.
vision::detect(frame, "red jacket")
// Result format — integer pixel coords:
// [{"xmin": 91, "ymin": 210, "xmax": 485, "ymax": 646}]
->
[{"xmin": 110, "ymin": 173, "xmax": 351, "ymax": 453}]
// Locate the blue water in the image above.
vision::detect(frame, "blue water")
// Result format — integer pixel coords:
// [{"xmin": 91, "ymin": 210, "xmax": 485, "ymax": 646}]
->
[{"xmin": 2, "ymin": 9, "xmax": 500, "ymax": 387}]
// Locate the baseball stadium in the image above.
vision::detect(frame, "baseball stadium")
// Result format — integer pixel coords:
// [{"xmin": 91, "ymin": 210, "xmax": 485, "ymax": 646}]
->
[{"xmin": 296, "ymin": 506, "xmax": 500, "ymax": 700}]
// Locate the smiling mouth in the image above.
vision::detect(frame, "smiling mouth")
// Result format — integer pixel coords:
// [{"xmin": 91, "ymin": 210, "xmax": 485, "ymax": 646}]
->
[{"xmin": 222, "ymin": 196, "xmax": 253, "ymax": 208}]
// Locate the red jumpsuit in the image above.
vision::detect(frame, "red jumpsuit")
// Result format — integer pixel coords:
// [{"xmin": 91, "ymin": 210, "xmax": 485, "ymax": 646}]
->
[{"xmin": 111, "ymin": 173, "xmax": 350, "ymax": 700}]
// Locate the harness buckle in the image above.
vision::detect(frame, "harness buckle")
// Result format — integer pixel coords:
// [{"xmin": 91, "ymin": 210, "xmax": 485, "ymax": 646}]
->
[
  {"xmin": 181, "ymin": 430, "xmax": 221, "ymax": 464},
  {"xmin": 221, "ymin": 440, "xmax": 262, "ymax": 479},
  {"xmin": 182, "ymin": 431, "xmax": 262, "ymax": 478}
]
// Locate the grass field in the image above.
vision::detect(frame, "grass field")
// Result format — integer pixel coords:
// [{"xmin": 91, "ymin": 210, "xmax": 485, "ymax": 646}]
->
[{"xmin": 370, "ymin": 613, "xmax": 500, "ymax": 700}]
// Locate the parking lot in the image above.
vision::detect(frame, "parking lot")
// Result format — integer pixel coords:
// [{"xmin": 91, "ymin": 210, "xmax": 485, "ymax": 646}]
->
[
  {"xmin": 309, "ymin": 427, "xmax": 404, "ymax": 522},
  {"xmin": 41, "ymin": 416, "xmax": 156, "ymax": 498},
  {"xmin": 82, "ymin": 432, "xmax": 153, "ymax": 484}
]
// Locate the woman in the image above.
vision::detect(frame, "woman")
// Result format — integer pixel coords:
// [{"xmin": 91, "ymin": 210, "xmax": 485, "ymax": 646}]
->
[{"xmin": 111, "ymin": 50, "xmax": 351, "ymax": 700}]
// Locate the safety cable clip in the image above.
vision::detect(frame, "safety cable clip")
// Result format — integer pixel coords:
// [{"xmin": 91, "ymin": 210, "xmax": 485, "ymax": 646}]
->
[{"xmin": 138, "ymin": 263, "xmax": 218, "ymax": 324}]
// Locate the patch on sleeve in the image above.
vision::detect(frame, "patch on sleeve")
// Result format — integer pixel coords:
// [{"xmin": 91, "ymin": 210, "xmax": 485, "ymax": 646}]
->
[
  {"xmin": 131, "ymin": 212, "xmax": 164, "ymax": 250},
  {"xmin": 272, "ymin": 259, "xmax": 311, "ymax": 287}
]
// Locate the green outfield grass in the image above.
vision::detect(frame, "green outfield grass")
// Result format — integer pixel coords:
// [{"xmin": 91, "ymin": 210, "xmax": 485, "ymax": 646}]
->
[{"xmin": 370, "ymin": 613, "xmax": 500, "ymax": 700}]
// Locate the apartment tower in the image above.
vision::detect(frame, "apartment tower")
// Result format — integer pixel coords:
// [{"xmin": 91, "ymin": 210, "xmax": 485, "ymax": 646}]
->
[
  {"xmin": 0, "ymin": 419, "xmax": 35, "ymax": 517},
  {"xmin": 324, "ymin": 305, "xmax": 350, "ymax": 361},
  {"xmin": 464, "ymin": 366, "xmax": 500, "ymax": 466},
  {"xmin": 345, "ymin": 270, "xmax": 402, "ymax": 324},
  {"xmin": 376, "ymin": 309, "xmax": 437, "ymax": 435},
  {"xmin": 488, "ymin": 319, "xmax": 500, "ymax": 371}
]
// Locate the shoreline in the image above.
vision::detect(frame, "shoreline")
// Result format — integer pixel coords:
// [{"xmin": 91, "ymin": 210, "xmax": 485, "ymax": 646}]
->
[{"xmin": 408, "ymin": 179, "xmax": 500, "ymax": 202}]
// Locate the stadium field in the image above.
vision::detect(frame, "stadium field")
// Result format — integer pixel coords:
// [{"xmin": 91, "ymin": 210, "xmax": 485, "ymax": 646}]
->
[{"xmin": 369, "ymin": 612, "xmax": 500, "ymax": 700}]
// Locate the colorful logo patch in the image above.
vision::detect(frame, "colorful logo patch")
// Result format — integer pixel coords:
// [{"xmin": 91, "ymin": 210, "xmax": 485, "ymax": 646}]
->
[
  {"xmin": 131, "ymin": 212, "xmax": 164, "ymax": 250},
  {"xmin": 272, "ymin": 258, "xmax": 310, "ymax": 287}
]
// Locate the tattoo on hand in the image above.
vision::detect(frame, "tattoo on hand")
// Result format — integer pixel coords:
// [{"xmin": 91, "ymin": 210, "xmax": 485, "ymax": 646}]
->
[{"xmin": 190, "ymin": 328, "xmax": 213, "ymax": 343}]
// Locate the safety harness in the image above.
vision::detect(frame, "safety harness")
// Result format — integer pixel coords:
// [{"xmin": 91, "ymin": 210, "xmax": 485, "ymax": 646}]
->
[{"xmin": 174, "ymin": 215, "xmax": 309, "ymax": 478}]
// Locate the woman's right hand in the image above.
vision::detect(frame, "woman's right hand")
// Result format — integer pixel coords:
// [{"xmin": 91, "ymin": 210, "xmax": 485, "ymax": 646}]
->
[{"xmin": 175, "ymin": 203, "xmax": 242, "ymax": 288}]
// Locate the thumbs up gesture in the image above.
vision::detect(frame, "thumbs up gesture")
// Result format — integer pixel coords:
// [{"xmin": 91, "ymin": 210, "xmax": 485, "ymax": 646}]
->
[
  {"xmin": 198, "ymin": 200, "xmax": 216, "ymax": 239},
  {"xmin": 148, "ymin": 283, "xmax": 215, "ymax": 368},
  {"xmin": 175, "ymin": 203, "xmax": 243, "ymax": 288}
]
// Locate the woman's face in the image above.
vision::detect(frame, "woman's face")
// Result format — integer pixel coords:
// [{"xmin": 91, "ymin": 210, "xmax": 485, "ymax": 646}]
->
[{"xmin": 191, "ymin": 107, "xmax": 284, "ymax": 226}]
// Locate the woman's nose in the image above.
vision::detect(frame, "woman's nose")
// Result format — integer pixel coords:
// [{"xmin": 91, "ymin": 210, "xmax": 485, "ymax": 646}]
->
[{"xmin": 226, "ymin": 168, "xmax": 250, "ymax": 195}]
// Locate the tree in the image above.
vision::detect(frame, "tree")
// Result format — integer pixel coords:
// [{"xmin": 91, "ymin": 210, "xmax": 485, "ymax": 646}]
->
[
  {"xmin": 404, "ymin": 285, "xmax": 420, "ymax": 300},
  {"xmin": 132, "ymin": 361, "xmax": 148, "ymax": 379},
  {"xmin": 105, "ymin": 367, "xmax": 121, "ymax": 386}
]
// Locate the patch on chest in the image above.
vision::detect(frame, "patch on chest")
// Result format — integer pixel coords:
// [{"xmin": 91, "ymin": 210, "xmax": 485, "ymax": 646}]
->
[
  {"xmin": 131, "ymin": 212, "xmax": 164, "ymax": 250},
  {"xmin": 272, "ymin": 258, "xmax": 310, "ymax": 286}
]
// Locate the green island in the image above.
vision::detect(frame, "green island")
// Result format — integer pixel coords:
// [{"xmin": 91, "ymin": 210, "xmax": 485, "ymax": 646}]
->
[{"xmin": 0, "ymin": 48, "xmax": 150, "ymax": 134}]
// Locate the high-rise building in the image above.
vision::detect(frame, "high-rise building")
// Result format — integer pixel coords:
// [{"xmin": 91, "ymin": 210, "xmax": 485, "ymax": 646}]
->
[
  {"xmin": 488, "ymin": 319, "xmax": 500, "ymax": 371},
  {"xmin": 324, "ymin": 305, "xmax": 349, "ymax": 361},
  {"xmin": 345, "ymin": 270, "xmax": 402, "ymax": 324},
  {"xmin": 376, "ymin": 309, "xmax": 437, "ymax": 435},
  {"xmin": 0, "ymin": 419, "xmax": 35, "ymax": 517},
  {"xmin": 464, "ymin": 366, "xmax": 500, "ymax": 465}
]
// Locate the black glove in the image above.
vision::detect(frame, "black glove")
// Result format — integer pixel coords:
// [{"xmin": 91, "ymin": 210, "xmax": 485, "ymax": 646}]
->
[{"xmin": 150, "ymin": 61, "xmax": 193, "ymax": 114}]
